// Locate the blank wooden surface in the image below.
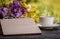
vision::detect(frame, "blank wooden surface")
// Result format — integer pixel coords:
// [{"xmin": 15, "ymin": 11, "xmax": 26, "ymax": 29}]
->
[{"xmin": 1, "ymin": 18, "xmax": 41, "ymax": 35}]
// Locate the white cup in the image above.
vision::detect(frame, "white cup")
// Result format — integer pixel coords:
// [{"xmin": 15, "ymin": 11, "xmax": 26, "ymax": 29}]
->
[{"xmin": 39, "ymin": 17, "xmax": 54, "ymax": 27}]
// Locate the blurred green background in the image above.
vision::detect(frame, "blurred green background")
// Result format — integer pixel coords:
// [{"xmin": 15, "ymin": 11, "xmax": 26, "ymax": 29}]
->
[{"xmin": 26, "ymin": 0, "xmax": 60, "ymax": 23}]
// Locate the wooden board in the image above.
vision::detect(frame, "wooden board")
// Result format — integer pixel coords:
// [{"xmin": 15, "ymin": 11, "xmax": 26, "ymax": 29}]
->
[{"xmin": 1, "ymin": 18, "xmax": 41, "ymax": 35}]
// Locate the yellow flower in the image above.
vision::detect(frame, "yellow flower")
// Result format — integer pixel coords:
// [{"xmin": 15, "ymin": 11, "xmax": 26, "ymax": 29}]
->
[
  {"xmin": 34, "ymin": 17, "xmax": 39, "ymax": 23},
  {"xmin": 22, "ymin": 3, "xmax": 27, "ymax": 8},
  {"xmin": 22, "ymin": 0, "xmax": 26, "ymax": 3},
  {"xmin": 28, "ymin": 4, "xmax": 37, "ymax": 12},
  {"xmin": 26, "ymin": 3, "xmax": 39, "ymax": 23},
  {"xmin": 29, "ymin": 12, "xmax": 39, "ymax": 23},
  {"xmin": 31, "ymin": 16, "xmax": 39, "ymax": 23}
]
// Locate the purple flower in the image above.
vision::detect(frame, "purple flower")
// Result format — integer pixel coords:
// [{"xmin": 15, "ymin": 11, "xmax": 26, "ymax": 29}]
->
[
  {"xmin": 0, "ymin": 7, "xmax": 8, "ymax": 17},
  {"xmin": 17, "ymin": 9, "xmax": 22, "ymax": 16},
  {"xmin": 9, "ymin": 0, "xmax": 23, "ymax": 18},
  {"xmin": 22, "ymin": 8, "xmax": 27, "ymax": 14},
  {"xmin": 13, "ymin": 0, "xmax": 22, "ymax": 7},
  {"xmin": 10, "ymin": 13, "xmax": 16, "ymax": 18},
  {"xmin": 13, "ymin": 8, "xmax": 17, "ymax": 13},
  {"xmin": 3, "ymin": 8, "xmax": 8, "ymax": 13},
  {"xmin": 17, "ymin": 1, "xmax": 22, "ymax": 7}
]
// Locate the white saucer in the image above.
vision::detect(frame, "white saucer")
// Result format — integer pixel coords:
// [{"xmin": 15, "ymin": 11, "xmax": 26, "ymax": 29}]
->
[{"xmin": 36, "ymin": 23, "xmax": 60, "ymax": 28}]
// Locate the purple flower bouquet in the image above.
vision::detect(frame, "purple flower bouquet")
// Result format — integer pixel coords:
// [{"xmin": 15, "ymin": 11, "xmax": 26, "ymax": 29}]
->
[{"xmin": 0, "ymin": 0, "xmax": 27, "ymax": 19}]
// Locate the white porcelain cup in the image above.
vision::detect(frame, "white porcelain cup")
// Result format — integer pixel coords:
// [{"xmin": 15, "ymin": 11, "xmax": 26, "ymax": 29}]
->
[{"xmin": 39, "ymin": 17, "xmax": 54, "ymax": 27}]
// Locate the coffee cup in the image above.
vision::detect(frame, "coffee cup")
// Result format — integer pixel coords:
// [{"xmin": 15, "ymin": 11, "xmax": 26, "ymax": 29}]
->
[{"xmin": 39, "ymin": 17, "xmax": 54, "ymax": 27}]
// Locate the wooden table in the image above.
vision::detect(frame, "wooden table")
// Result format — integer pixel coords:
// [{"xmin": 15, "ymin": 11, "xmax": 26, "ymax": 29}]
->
[{"xmin": 0, "ymin": 26, "xmax": 60, "ymax": 39}]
